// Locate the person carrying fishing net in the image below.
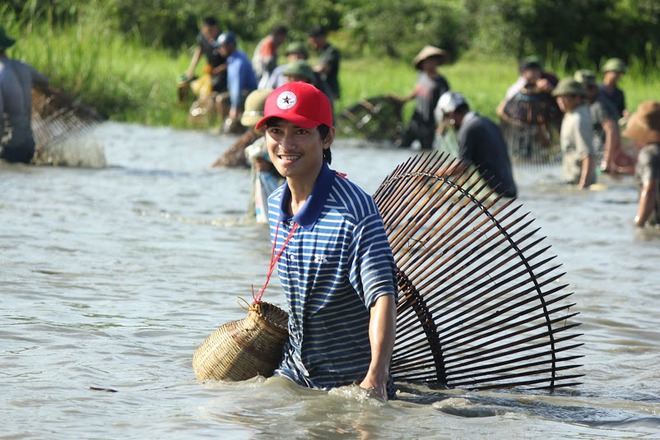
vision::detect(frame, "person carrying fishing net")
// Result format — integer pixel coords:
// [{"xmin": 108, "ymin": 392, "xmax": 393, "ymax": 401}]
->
[
  {"xmin": 255, "ymin": 81, "xmax": 398, "ymax": 400},
  {"xmin": 0, "ymin": 26, "xmax": 50, "ymax": 164}
]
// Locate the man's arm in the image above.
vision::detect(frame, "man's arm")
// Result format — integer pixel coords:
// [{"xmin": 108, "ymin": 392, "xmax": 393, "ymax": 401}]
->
[
  {"xmin": 634, "ymin": 179, "xmax": 658, "ymax": 226},
  {"xmin": 359, "ymin": 294, "xmax": 396, "ymax": 400},
  {"xmin": 186, "ymin": 46, "xmax": 203, "ymax": 79},
  {"xmin": 579, "ymin": 154, "xmax": 595, "ymax": 189}
]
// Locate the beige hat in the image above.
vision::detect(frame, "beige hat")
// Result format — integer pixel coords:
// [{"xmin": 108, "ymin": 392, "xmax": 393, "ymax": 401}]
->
[
  {"xmin": 601, "ymin": 57, "xmax": 627, "ymax": 74},
  {"xmin": 622, "ymin": 100, "xmax": 660, "ymax": 145},
  {"xmin": 240, "ymin": 88, "xmax": 273, "ymax": 128},
  {"xmin": 552, "ymin": 78, "xmax": 586, "ymax": 97},
  {"xmin": 413, "ymin": 45, "xmax": 449, "ymax": 70}
]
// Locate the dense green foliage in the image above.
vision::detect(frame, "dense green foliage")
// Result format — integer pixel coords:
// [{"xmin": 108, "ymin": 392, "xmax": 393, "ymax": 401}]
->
[{"xmin": 5, "ymin": 0, "xmax": 659, "ymax": 67}]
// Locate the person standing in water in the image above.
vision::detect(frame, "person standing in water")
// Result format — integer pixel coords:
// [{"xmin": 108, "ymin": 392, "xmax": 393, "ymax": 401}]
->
[
  {"xmin": 0, "ymin": 25, "xmax": 50, "ymax": 164},
  {"xmin": 255, "ymin": 82, "xmax": 398, "ymax": 400}
]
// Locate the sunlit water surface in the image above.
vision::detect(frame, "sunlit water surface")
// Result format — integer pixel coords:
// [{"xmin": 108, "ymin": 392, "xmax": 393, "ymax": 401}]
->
[{"xmin": 1, "ymin": 122, "xmax": 658, "ymax": 439}]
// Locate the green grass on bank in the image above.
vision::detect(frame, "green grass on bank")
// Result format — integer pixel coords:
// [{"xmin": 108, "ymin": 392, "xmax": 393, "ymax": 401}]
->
[{"xmin": 5, "ymin": 15, "xmax": 660, "ymax": 131}]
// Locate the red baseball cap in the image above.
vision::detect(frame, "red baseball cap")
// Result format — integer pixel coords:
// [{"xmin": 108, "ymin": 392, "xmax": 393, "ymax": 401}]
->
[{"xmin": 255, "ymin": 82, "xmax": 333, "ymax": 130}]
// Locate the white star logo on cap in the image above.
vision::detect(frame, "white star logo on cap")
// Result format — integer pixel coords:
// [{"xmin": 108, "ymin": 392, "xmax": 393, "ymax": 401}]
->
[{"xmin": 277, "ymin": 91, "xmax": 297, "ymax": 110}]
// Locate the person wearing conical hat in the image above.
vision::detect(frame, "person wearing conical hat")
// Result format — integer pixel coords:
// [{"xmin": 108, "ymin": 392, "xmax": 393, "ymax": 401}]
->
[
  {"xmin": 622, "ymin": 100, "xmax": 660, "ymax": 227},
  {"xmin": 396, "ymin": 45, "xmax": 450, "ymax": 150},
  {"xmin": 598, "ymin": 57, "xmax": 628, "ymax": 121},
  {"xmin": 553, "ymin": 78, "xmax": 596, "ymax": 188},
  {"xmin": 0, "ymin": 25, "xmax": 50, "ymax": 164}
]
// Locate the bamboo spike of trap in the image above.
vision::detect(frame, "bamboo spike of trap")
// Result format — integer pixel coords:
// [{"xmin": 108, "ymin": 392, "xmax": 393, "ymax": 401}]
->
[{"xmin": 373, "ymin": 151, "xmax": 583, "ymax": 391}]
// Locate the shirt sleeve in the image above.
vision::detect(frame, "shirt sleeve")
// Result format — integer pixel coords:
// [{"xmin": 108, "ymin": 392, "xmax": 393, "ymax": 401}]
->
[
  {"xmin": 349, "ymin": 210, "xmax": 398, "ymax": 309},
  {"xmin": 575, "ymin": 110, "xmax": 595, "ymax": 158}
]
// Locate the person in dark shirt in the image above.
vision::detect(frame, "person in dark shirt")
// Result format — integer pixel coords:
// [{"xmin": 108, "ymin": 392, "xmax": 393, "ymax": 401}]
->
[
  {"xmin": 436, "ymin": 91, "xmax": 518, "ymax": 198},
  {"xmin": 307, "ymin": 26, "xmax": 341, "ymax": 102},
  {"xmin": 598, "ymin": 57, "xmax": 627, "ymax": 122},
  {"xmin": 185, "ymin": 17, "xmax": 227, "ymax": 93},
  {"xmin": 0, "ymin": 26, "xmax": 50, "ymax": 164}
]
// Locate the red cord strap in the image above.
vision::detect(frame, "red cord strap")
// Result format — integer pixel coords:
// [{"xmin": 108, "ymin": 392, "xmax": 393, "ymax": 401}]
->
[{"xmin": 252, "ymin": 221, "xmax": 299, "ymax": 304}]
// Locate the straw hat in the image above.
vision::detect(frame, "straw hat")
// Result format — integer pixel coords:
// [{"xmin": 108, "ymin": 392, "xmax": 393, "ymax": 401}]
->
[
  {"xmin": 192, "ymin": 301, "xmax": 289, "ymax": 381},
  {"xmin": 622, "ymin": 100, "xmax": 660, "ymax": 145},
  {"xmin": 413, "ymin": 45, "xmax": 449, "ymax": 70}
]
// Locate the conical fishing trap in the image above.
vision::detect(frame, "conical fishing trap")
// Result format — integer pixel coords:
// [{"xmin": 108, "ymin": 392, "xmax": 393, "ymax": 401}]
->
[
  {"xmin": 193, "ymin": 151, "xmax": 583, "ymax": 391},
  {"xmin": 374, "ymin": 151, "xmax": 583, "ymax": 390}
]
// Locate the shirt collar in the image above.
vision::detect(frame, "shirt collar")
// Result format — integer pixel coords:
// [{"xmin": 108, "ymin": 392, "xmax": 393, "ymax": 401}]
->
[{"xmin": 278, "ymin": 162, "xmax": 335, "ymax": 230}]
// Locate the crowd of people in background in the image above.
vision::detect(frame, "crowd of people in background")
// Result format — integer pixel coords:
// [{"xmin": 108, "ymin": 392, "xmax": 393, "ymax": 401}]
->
[
  {"xmin": 1, "ymin": 17, "xmax": 658, "ymax": 229},
  {"xmin": 182, "ymin": 19, "xmax": 340, "ymax": 136}
]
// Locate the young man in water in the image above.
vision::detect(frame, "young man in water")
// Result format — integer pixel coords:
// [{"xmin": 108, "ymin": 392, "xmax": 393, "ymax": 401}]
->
[{"xmin": 254, "ymin": 82, "xmax": 398, "ymax": 400}]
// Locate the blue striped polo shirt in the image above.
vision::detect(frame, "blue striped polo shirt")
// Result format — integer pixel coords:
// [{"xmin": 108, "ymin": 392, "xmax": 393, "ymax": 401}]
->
[{"xmin": 267, "ymin": 162, "xmax": 398, "ymax": 390}]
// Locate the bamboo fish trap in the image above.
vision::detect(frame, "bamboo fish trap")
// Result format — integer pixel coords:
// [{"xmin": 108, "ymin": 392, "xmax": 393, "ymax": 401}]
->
[
  {"xmin": 30, "ymin": 85, "xmax": 106, "ymax": 166},
  {"xmin": 192, "ymin": 301, "xmax": 289, "ymax": 381},
  {"xmin": 499, "ymin": 86, "xmax": 563, "ymax": 167},
  {"xmin": 338, "ymin": 95, "xmax": 404, "ymax": 142},
  {"xmin": 374, "ymin": 151, "xmax": 583, "ymax": 391}
]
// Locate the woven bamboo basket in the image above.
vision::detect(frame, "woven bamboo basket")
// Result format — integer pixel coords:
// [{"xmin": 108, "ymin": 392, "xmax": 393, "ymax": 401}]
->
[{"xmin": 192, "ymin": 301, "xmax": 289, "ymax": 381}]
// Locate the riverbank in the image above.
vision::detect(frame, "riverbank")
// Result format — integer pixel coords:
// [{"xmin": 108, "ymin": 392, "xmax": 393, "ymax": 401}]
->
[{"xmin": 6, "ymin": 17, "xmax": 659, "ymax": 131}]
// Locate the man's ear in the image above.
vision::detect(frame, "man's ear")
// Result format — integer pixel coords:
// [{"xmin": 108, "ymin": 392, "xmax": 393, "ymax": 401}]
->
[{"xmin": 323, "ymin": 126, "xmax": 336, "ymax": 148}]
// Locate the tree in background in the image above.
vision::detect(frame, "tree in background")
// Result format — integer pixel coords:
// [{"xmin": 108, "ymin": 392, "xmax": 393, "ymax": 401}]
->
[{"xmin": 4, "ymin": 0, "xmax": 658, "ymax": 70}]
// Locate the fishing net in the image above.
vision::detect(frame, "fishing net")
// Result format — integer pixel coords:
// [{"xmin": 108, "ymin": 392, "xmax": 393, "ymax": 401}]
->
[
  {"xmin": 374, "ymin": 151, "xmax": 583, "ymax": 391},
  {"xmin": 338, "ymin": 95, "xmax": 404, "ymax": 142},
  {"xmin": 500, "ymin": 87, "xmax": 562, "ymax": 166},
  {"xmin": 31, "ymin": 85, "xmax": 106, "ymax": 167}
]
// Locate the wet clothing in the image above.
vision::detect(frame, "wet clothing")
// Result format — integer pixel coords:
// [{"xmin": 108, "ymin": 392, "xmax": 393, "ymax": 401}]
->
[
  {"xmin": 635, "ymin": 143, "xmax": 660, "ymax": 225},
  {"xmin": 0, "ymin": 56, "xmax": 49, "ymax": 164},
  {"xmin": 315, "ymin": 44, "xmax": 341, "ymax": 100},
  {"xmin": 268, "ymin": 163, "xmax": 398, "ymax": 394},
  {"xmin": 456, "ymin": 111, "xmax": 518, "ymax": 197},
  {"xmin": 597, "ymin": 84, "xmax": 625, "ymax": 120},
  {"xmin": 195, "ymin": 32, "xmax": 227, "ymax": 92},
  {"xmin": 399, "ymin": 72, "xmax": 450, "ymax": 150},
  {"xmin": 560, "ymin": 103, "xmax": 595, "ymax": 185},
  {"xmin": 225, "ymin": 49, "xmax": 258, "ymax": 111}
]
